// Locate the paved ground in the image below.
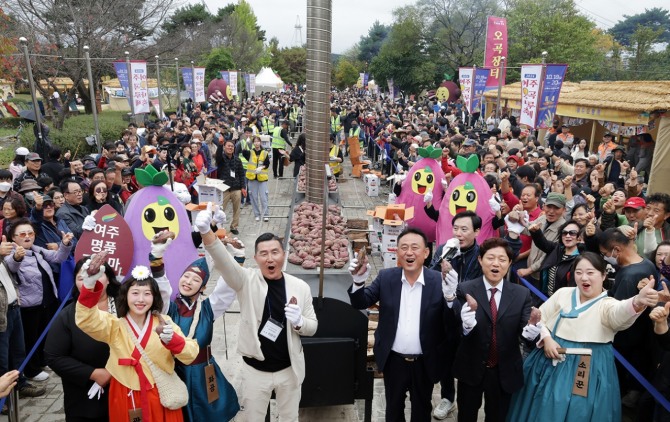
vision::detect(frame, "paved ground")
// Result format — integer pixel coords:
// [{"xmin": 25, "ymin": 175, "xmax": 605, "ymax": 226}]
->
[{"xmin": 1, "ymin": 156, "xmax": 474, "ymax": 421}]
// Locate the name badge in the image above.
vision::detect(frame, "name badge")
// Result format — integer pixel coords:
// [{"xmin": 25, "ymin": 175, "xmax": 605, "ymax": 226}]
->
[
  {"xmin": 230, "ymin": 170, "xmax": 235, "ymax": 178},
  {"xmin": 128, "ymin": 409, "xmax": 142, "ymax": 422},
  {"xmin": 205, "ymin": 364, "xmax": 219, "ymax": 403},
  {"xmin": 260, "ymin": 317, "xmax": 283, "ymax": 342}
]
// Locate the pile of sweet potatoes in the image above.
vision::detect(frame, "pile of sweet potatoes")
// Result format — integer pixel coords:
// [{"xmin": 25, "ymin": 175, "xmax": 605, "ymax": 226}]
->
[
  {"xmin": 288, "ymin": 202, "xmax": 349, "ymax": 269},
  {"xmin": 296, "ymin": 166, "xmax": 338, "ymax": 192}
]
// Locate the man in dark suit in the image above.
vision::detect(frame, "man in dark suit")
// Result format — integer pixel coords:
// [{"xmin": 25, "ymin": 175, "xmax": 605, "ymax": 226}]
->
[
  {"xmin": 448, "ymin": 237, "xmax": 535, "ymax": 422},
  {"xmin": 348, "ymin": 227, "xmax": 450, "ymax": 422}
]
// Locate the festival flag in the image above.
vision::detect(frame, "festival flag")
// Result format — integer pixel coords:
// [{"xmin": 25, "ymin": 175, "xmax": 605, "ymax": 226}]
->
[
  {"xmin": 220, "ymin": 71, "xmax": 230, "ymax": 85},
  {"xmin": 193, "ymin": 67, "xmax": 206, "ymax": 102},
  {"xmin": 249, "ymin": 74, "xmax": 256, "ymax": 95},
  {"xmin": 387, "ymin": 79, "xmax": 399, "ymax": 99},
  {"xmin": 113, "ymin": 61, "xmax": 131, "ymax": 108},
  {"xmin": 113, "ymin": 61, "xmax": 149, "ymax": 113},
  {"xmin": 229, "ymin": 71, "xmax": 238, "ymax": 97},
  {"xmin": 471, "ymin": 68, "xmax": 491, "ymax": 114},
  {"xmin": 519, "ymin": 64, "xmax": 544, "ymax": 128},
  {"xmin": 484, "ymin": 17, "xmax": 508, "ymax": 90},
  {"xmin": 537, "ymin": 64, "xmax": 569, "ymax": 129},
  {"xmin": 458, "ymin": 67, "xmax": 474, "ymax": 113},
  {"xmin": 243, "ymin": 73, "xmax": 250, "ymax": 93},
  {"xmin": 181, "ymin": 67, "xmax": 194, "ymax": 100}
]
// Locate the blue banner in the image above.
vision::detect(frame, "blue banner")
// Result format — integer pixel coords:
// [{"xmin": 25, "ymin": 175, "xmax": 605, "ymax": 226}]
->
[
  {"xmin": 181, "ymin": 67, "xmax": 194, "ymax": 100},
  {"xmin": 537, "ymin": 64, "xmax": 568, "ymax": 129},
  {"xmin": 220, "ymin": 71, "xmax": 230, "ymax": 85},
  {"xmin": 113, "ymin": 61, "xmax": 131, "ymax": 108},
  {"xmin": 243, "ymin": 73, "xmax": 250, "ymax": 93},
  {"xmin": 471, "ymin": 68, "xmax": 490, "ymax": 114}
]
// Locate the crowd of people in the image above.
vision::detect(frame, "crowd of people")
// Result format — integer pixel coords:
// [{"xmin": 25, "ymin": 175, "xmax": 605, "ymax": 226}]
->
[{"xmin": 0, "ymin": 86, "xmax": 667, "ymax": 422}]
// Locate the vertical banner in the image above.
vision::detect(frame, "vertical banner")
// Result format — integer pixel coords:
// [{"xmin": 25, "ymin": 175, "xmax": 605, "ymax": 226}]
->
[
  {"xmin": 243, "ymin": 73, "xmax": 250, "ymax": 93},
  {"xmin": 113, "ymin": 61, "xmax": 131, "ymax": 108},
  {"xmin": 229, "ymin": 71, "xmax": 238, "ymax": 97},
  {"xmin": 193, "ymin": 67, "xmax": 206, "ymax": 102},
  {"xmin": 387, "ymin": 79, "xmax": 395, "ymax": 99},
  {"xmin": 471, "ymin": 68, "xmax": 491, "ymax": 113},
  {"xmin": 537, "ymin": 64, "xmax": 569, "ymax": 129},
  {"xmin": 181, "ymin": 67, "xmax": 194, "ymax": 100},
  {"xmin": 519, "ymin": 64, "xmax": 544, "ymax": 128},
  {"xmin": 484, "ymin": 16, "xmax": 508, "ymax": 90},
  {"xmin": 130, "ymin": 61, "xmax": 149, "ymax": 114},
  {"xmin": 363, "ymin": 73, "xmax": 369, "ymax": 87},
  {"xmin": 458, "ymin": 67, "xmax": 474, "ymax": 113},
  {"xmin": 220, "ymin": 71, "xmax": 230, "ymax": 85},
  {"xmin": 249, "ymin": 74, "xmax": 256, "ymax": 95}
]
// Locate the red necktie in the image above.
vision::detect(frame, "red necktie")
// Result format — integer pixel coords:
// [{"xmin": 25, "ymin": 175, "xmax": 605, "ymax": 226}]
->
[{"xmin": 487, "ymin": 288, "xmax": 498, "ymax": 367}]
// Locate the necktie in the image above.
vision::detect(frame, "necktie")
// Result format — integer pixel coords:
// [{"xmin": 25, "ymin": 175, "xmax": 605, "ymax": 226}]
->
[{"xmin": 487, "ymin": 287, "xmax": 498, "ymax": 367}]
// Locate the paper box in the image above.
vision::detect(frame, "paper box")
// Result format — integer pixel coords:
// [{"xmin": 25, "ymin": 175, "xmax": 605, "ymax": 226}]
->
[
  {"xmin": 366, "ymin": 204, "xmax": 415, "ymax": 237},
  {"xmin": 196, "ymin": 175, "xmax": 229, "ymax": 205},
  {"xmin": 381, "ymin": 233, "xmax": 398, "ymax": 252},
  {"xmin": 382, "ymin": 252, "xmax": 398, "ymax": 269},
  {"xmin": 365, "ymin": 184, "xmax": 379, "ymax": 197}
]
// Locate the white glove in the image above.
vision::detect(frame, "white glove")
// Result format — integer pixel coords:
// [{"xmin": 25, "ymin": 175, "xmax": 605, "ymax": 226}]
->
[
  {"xmin": 212, "ymin": 207, "xmax": 227, "ymax": 225},
  {"xmin": 284, "ymin": 303, "xmax": 304, "ymax": 328},
  {"xmin": 440, "ymin": 178, "xmax": 448, "ymax": 190},
  {"xmin": 488, "ymin": 197, "xmax": 501, "ymax": 213},
  {"xmin": 87, "ymin": 382, "xmax": 104, "ymax": 400},
  {"xmin": 159, "ymin": 324, "xmax": 174, "ymax": 344},
  {"xmin": 389, "ymin": 173, "xmax": 406, "ymax": 184},
  {"xmin": 82, "ymin": 215, "xmax": 96, "ymax": 231},
  {"xmin": 348, "ymin": 257, "xmax": 371, "ymax": 284},
  {"xmin": 504, "ymin": 213, "xmax": 526, "ymax": 235},
  {"xmin": 80, "ymin": 258, "xmax": 105, "ymax": 290},
  {"xmin": 442, "ymin": 269, "xmax": 458, "ymax": 300},
  {"xmin": 423, "ymin": 189, "xmax": 433, "ymax": 204},
  {"xmin": 255, "ymin": 166, "xmax": 264, "ymax": 174},
  {"xmin": 150, "ymin": 234, "xmax": 172, "ymax": 258},
  {"xmin": 522, "ymin": 323, "xmax": 543, "ymax": 341},
  {"xmin": 397, "ymin": 164, "xmax": 403, "ymax": 172},
  {"xmin": 195, "ymin": 203, "xmax": 213, "ymax": 234},
  {"xmin": 461, "ymin": 302, "xmax": 477, "ymax": 331}
]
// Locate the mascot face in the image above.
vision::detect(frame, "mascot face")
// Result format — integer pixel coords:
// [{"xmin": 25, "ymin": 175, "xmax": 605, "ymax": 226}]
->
[
  {"xmin": 449, "ymin": 182, "xmax": 477, "ymax": 215},
  {"xmin": 412, "ymin": 166, "xmax": 435, "ymax": 195},
  {"xmin": 141, "ymin": 195, "xmax": 179, "ymax": 240},
  {"xmin": 226, "ymin": 85, "xmax": 232, "ymax": 99},
  {"xmin": 436, "ymin": 86, "xmax": 449, "ymax": 102}
]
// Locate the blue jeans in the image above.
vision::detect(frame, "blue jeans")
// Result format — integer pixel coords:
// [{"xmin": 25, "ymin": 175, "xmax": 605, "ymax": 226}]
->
[
  {"xmin": 0, "ymin": 305, "xmax": 28, "ymax": 388},
  {"xmin": 248, "ymin": 180, "xmax": 268, "ymax": 218}
]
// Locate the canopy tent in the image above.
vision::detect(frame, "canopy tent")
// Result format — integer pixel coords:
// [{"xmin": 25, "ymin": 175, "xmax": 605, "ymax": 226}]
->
[
  {"xmin": 483, "ymin": 80, "xmax": 670, "ymax": 195},
  {"xmin": 255, "ymin": 67, "xmax": 283, "ymax": 93}
]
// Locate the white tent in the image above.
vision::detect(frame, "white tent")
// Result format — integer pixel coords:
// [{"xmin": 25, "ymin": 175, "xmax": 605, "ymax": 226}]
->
[{"xmin": 255, "ymin": 67, "xmax": 283, "ymax": 93}]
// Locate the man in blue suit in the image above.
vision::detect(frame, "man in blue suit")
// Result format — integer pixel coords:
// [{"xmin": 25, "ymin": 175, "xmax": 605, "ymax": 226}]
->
[{"xmin": 348, "ymin": 227, "xmax": 451, "ymax": 422}]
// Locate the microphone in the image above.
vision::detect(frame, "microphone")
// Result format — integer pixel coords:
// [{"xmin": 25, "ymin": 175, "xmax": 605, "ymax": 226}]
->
[{"xmin": 437, "ymin": 238, "xmax": 460, "ymax": 265}]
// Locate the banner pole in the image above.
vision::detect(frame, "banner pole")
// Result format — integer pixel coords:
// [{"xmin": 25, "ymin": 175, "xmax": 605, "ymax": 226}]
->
[
  {"xmin": 175, "ymin": 58, "xmax": 181, "ymax": 116},
  {"xmin": 496, "ymin": 57, "xmax": 506, "ymax": 119},
  {"xmin": 125, "ymin": 51, "xmax": 135, "ymax": 118}
]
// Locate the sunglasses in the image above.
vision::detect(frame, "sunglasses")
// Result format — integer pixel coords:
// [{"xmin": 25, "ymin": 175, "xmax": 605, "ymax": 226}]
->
[
  {"xmin": 15, "ymin": 231, "xmax": 35, "ymax": 238},
  {"xmin": 43, "ymin": 203, "xmax": 55, "ymax": 209},
  {"xmin": 562, "ymin": 230, "xmax": 579, "ymax": 237},
  {"xmin": 95, "ymin": 187, "xmax": 107, "ymax": 194}
]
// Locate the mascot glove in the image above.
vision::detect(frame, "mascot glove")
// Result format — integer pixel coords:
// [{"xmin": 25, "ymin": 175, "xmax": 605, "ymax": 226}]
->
[
  {"xmin": 80, "ymin": 258, "xmax": 105, "ymax": 290},
  {"xmin": 504, "ymin": 213, "xmax": 526, "ymax": 235},
  {"xmin": 213, "ymin": 208, "xmax": 227, "ymax": 226},
  {"xmin": 284, "ymin": 304, "xmax": 304, "ymax": 328},
  {"xmin": 488, "ymin": 197, "xmax": 501, "ymax": 213},
  {"xmin": 423, "ymin": 189, "xmax": 434, "ymax": 204},
  {"xmin": 82, "ymin": 215, "xmax": 96, "ymax": 231},
  {"xmin": 442, "ymin": 269, "xmax": 458, "ymax": 300},
  {"xmin": 440, "ymin": 178, "xmax": 448, "ymax": 190},
  {"xmin": 195, "ymin": 206, "xmax": 214, "ymax": 234},
  {"xmin": 159, "ymin": 324, "xmax": 174, "ymax": 344},
  {"xmin": 522, "ymin": 322, "xmax": 543, "ymax": 341},
  {"xmin": 150, "ymin": 235, "xmax": 172, "ymax": 258},
  {"xmin": 461, "ymin": 303, "xmax": 477, "ymax": 330}
]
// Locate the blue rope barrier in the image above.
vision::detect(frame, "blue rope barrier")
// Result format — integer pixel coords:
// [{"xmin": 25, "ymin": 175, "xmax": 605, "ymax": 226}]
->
[{"xmin": 517, "ymin": 274, "xmax": 670, "ymax": 413}]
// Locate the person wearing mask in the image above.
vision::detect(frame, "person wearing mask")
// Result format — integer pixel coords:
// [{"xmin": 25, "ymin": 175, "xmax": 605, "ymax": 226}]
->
[
  {"xmin": 0, "ymin": 170, "xmax": 21, "ymax": 219},
  {"xmin": 270, "ymin": 120, "xmax": 292, "ymax": 179},
  {"xmin": 348, "ymin": 228, "xmax": 449, "ymax": 421},
  {"xmin": 216, "ymin": 140, "xmax": 245, "ymax": 235},
  {"xmin": 196, "ymin": 211, "xmax": 318, "ymax": 422},
  {"xmin": 55, "ymin": 180, "xmax": 89, "ymax": 239},
  {"xmin": 244, "ymin": 136, "xmax": 271, "ymax": 223}
]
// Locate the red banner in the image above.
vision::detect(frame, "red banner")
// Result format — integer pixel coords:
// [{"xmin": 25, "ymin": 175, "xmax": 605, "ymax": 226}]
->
[{"xmin": 484, "ymin": 16, "xmax": 508, "ymax": 90}]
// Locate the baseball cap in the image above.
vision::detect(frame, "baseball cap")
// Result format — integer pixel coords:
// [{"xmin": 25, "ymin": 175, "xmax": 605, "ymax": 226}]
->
[
  {"xmin": 83, "ymin": 162, "xmax": 97, "ymax": 170},
  {"xmin": 142, "ymin": 145, "xmax": 158, "ymax": 154},
  {"xmin": 545, "ymin": 192, "xmax": 567, "ymax": 208},
  {"xmin": 26, "ymin": 153, "xmax": 41, "ymax": 161},
  {"xmin": 603, "ymin": 132, "xmax": 613, "ymax": 138},
  {"xmin": 463, "ymin": 139, "xmax": 478, "ymax": 147},
  {"xmin": 15, "ymin": 147, "xmax": 29, "ymax": 156},
  {"xmin": 623, "ymin": 196, "xmax": 646, "ymax": 210}
]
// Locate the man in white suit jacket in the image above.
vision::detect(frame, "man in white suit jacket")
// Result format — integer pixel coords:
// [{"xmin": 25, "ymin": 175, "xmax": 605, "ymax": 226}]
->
[{"xmin": 196, "ymin": 210, "xmax": 318, "ymax": 422}]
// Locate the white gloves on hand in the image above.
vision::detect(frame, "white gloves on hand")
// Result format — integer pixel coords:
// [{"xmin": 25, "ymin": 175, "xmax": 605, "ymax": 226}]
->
[
  {"xmin": 284, "ymin": 304, "xmax": 304, "ymax": 328},
  {"xmin": 461, "ymin": 302, "xmax": 477, "ymax": 331},
  {"xmin": 389, "ymin": 173, "xmax": 407, "ymax": 184},
  {"xmin": 80, "ymin": 259, "xmax": 105, "ymax": 290},
  {"xmin": 348, "ymin": 258, "xmax": 371, "ymax": 284},
  {"xmin": 522, "ymin": 323, "xmax": 543, "ymax": 341},
  {"xmin": 505, "ymin": 213, "xmax": 526, "ymax": 235},
  {"xmin": 488, "ymin": 197, "xmax": 501, "ymax": 213},
  {"xmin": 150, "ymin": 234, "xmax": 173, "ymax": 258},
  {"xmin": 423, "ymin": 189, "xmax": 433, "ymax": 204},
  {"xmin": 87, "ymin": 383, "xmax": 104, "ymax": 400},
  {"xmin": 440, "ymin": 178, "xmax": 448, "ymax": 190},
  {"xmin": 159, "ymin": 324, "xmax": 174, "ymax": 344},
  {"xmin": 195, "ymin": 203, "xmax": 213, "ymax": 234},
  {"xmin": 82, "ymin": 215, "xmax": 96, "ymax": 231},
  {"xmin": 212, "ymin": 208, "xmax": 227, "ymax": 226},
  {"xmin": 255, "ymin": 166, "xmax": 264, "ymax": 174},
  {"xmin": 442, "ymin": 269, "xmax": 458, "ymax": 300}
]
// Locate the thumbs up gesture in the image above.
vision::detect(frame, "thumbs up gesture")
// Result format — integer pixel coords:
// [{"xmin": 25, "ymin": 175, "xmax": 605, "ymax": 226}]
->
[
  {"xmin": 633, "ymin": 276, "xmax": 659, "ymax": 312},
  {"xmin": 649, "ymin": 302, "xmax": 670, "ymax": 335},
  {"xmin": 0, "ymin": 235, "xmax": 13, "ymax": 257}
]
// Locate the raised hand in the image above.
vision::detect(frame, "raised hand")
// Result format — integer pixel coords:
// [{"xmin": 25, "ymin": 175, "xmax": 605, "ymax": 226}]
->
[{"xmin": 633, "ymin": 275, "xmax": 659, "ymax": 311}]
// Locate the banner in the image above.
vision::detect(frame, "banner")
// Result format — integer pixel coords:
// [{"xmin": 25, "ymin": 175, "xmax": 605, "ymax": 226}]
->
[
  {"xmin": 484, "ymin": 16, "xmax": 508, "ymax": 90},
  {"xmin": 113, "ymin": 62, "xmax": 131, "ymax": 108},
  {"xmin": 249, "ymin": 74, "xmax": 256, "ymax": 95},
  {"xmin": 519, "ymin": 64, "xmax": 544, "ymax": 128},
  {"xmin": 229, "ymin": 71, "xmax": 238, "ymax": 97},
  {"xmin": 471, "ymin": 68, "xmax": 491, "ymax": 114},
  {"xmin": 220, "ymin": 70, "xmax": 230, "ymax": 85},
  {"xmin": 243, "ymin": 73, "xmax": 250, "ymax": 93},
  {"xmin": 458, "ymin": 67, "xmax": 474, "ymax": 113},
  {"xmin": 537, "ymin": 64, "xmax": 568, "ymax": 129},
  {"xmin": 194, "ymin": 67, "xmax": 206, "ymax": 102},
  {"xmin": 181, "ymin": 68, "xmax": 194, "ymax": 100},
  {"xmin": 387, "ymin": 79, "xmax": 399, "ymax": 99},
  {"xmin": 130, "ymin": 62, "xmax": 149, "ymax": 114}
]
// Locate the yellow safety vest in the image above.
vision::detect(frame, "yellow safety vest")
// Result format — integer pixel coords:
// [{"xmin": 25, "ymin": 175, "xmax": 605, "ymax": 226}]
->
[
  {"xmin": 289, "ymin": 107, "xmax": 300, "ymax": 122},
  {"xmin": 329, "ymin": 144, "xmax": 342, "ymax": 175},
  {"xmin": 271, "ymin": 127, "xmax": 286, "ymax": 149},
  {"xmin": 238, "ymin": 138, "xmax": 251, "ymax": 170},
  {"xmin": 330, "ymin": 116, "xmax": 340, "ymax": 133},
  {"xmin": 349, "ymin": 127, "xmax": 363, "ymax": 149},
  {"xmin": 262, "ymin": 117, "xmax": 275, "ymax": 134},
  {"xmin": 246, "ymin": 149, "xmax": 268, "ymax": 181}
]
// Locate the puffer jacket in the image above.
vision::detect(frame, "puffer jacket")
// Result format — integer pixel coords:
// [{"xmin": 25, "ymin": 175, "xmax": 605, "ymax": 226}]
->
[{"xmin": 4, "ymin": 243, "xmax": 72, "ymax": 307}]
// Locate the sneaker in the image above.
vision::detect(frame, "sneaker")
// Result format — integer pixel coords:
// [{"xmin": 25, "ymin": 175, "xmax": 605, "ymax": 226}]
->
[
  {"xmin": 432, "ymin": 398, "xmax": 455, "ymax": 420},
  {"xmin": 230, "ymin": 229, "xmax": 239, "ymax": 235},
  {"xmin": 29, "ymin": 371, "xmax": 49, "ymax": 381},
  {"xmin": 263, "ymin": 217, "xmax": 269, "ymax": 222},
  {"xmin": 19, "ymin": 383, "xmax": 46, "ymax": 398},
  {"xmin": 255, "ymin": 217, "xmax": 260, "ymax": 222}
]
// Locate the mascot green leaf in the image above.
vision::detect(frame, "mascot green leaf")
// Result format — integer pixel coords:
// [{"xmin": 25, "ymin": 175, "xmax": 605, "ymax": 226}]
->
[
  {"xmin": 135, "ymin": 165, "xmax": 168, "ymax": 187},
  {"xmin": 456, "ymin": 155, "xmax": 480, "ymax": 174}
]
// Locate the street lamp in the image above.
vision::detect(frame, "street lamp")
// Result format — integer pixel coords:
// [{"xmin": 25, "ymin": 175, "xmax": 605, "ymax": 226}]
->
[
  {"xmin": 496, "ymin": 56, "xmax": 506, "ymax": 119},
  {"xmin": 541, "ymin": 51, "xmax": 548, "ymax": 64},
  {"xmin": 175, "ymin": 57, "xmax": 181, "ymax": 115},
  {"xmin": 19, "ymin": 37, "xmax": 44, "ymax": 156}
]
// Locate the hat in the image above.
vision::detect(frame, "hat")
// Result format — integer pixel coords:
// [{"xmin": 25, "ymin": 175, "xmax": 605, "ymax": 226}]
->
[
  {"xmin": 181, "ymin": 257, "xmax": 210, "ymax": 289},
  {"xmin": 19, "ymin": 179, "xmax": 41, "ymax": 193},
  {"xmin": 15, "ymin": 147, "xmax": 29, "ymax": 156},
  {"xmin": 530, "ymin": 152, "xmax": 539, "ymax": 158},
  {"xmin": 192, "ymin": 130, "xmax": 202, "ymax": 137},
  {"xmin": 612, "ymin": 145, "xmax": 625, "ymax": 153},
  {"xmin": 410, "ymin": 143, "xmax": 419, "ymax": 150},
  {"xmin": 545, "ymin": 192, "xmax": 567, "ymax": 208},
  {"xmin": 83, "ymin": 162, "xmax": 97, "ymax": 170},
  {"xmin": 117, "ymin": 154, "xmax": 129, "ymax": 162},
  {"xmin": 41, "ymin": 194, "xmax": 54, "ymax": 203},
  {"xmin": 121, "ymin": 168, "xmax": 133, "ymax": 177},
  {"xmin": 26, "ymin": 152, "xmax": 41, "ymax": 161},
  {"xmin": 463, "ymin": 139, "xmax": 478, "ymax": 147},
  {"xmin": 506, "ymin": 155, "xmax": 522, "ymax": 165},
  {"xmin": 412, "ymin": 135, "xmax": 422, "ymax": 143},
  {"xmin": 623, "ymin": 196, "xmax": 646, "ymax": 210},
  {"xmin": 82, "ymin": 155, "xmax": 95, "ymax": 163},
  {"xmin": 142, "ymin": 145, "xmax": 157, "ymax": 154},
  {"xmin": 603, "ymin": 131, "xmax": 613, "ymax": 138},
  {"xmin": 240, "ymin": 117, "xmax": 248, "ymax": 122}
]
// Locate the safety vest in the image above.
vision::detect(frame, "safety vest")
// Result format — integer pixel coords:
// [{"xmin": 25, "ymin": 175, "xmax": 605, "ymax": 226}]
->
[
  {"xmin": 237, "ymin": 138, "xmax": 251, "ymax": 170},
  {"xmin": 329, "ymin": 144, "xmax": 342, "ymax": 175},
  {"xmin": 271, "ymin": 127, "xmax": 286, "ymax": 149},
  {"xmin": 246, "ymin": 149, "xmax": 268, "ymax": 182},
  {"xmin": 330, "ymin": 116, "xmax": 340, "ymax": 133},
  {"xmin": 349, "ymin": 127, "xmax": 363, "ymax": 149},
  {"xmin": 289, "ymin": 107, "xmax": 300, "ymax": 122},
  {"xmin": 262, "ymin": 117, "xmax": 275, "ymax": 134}
]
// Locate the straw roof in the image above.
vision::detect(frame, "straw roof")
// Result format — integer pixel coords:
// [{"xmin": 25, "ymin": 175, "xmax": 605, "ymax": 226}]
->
[{"xmin": 484, "ymin": 80, "xmax": 670, "ymax": 113}]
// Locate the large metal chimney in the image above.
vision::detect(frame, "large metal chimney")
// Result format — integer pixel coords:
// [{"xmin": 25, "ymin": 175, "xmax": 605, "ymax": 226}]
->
[{"xmin": 305, "ymin": 0, "xmax": 332, "ymax": 203}]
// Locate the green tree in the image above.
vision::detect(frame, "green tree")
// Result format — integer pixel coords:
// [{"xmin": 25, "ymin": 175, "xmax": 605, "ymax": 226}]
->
[
  {"xmin": 609, "ymin": 7, "xmax": 670, "ymax": 47},
  {"xmin": 358, "ymin": 21, "xmax": 390, "ymax": 63},
  {"xmin": 334, "ymin": 58, "xmax": 360, "ymax": 89},
  {"xmin": 271, "ymin": 46, "xmax": 306, "ymax": 85},
  {"xmin": 627, "ymin": 26, "xmax": 667, "ymax": 79},
  {"xmin": 203, "ymin": 47, "xmax": 235, "ymax": 82}
]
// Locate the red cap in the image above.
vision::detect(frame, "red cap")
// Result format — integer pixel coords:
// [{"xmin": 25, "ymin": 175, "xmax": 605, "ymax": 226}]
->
[
  {"xmin": 506, "ymin": 155, "xmax": 524, "ymax": 166},
  {"xmin": 623, "ymin": 196, "xmax": 646, "ymax": 210}
]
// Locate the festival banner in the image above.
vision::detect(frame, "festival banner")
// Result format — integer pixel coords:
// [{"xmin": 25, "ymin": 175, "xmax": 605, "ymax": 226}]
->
[
  {"xmin": 229, "ymin": 71, "xmax": 238, "ymax": 97},
  {"xmin": 519, "ymin": 64, "xmax": 544, "ymax": 128},
  {"xmin": 387, "ymin": 79, "xmax": 399, "ymax": 99},
  {"xmin": 181, "ymin": 67, "xmax": 194, "ymax": 100},
  {"xmin": 458, "ymin": 67, "xmax": 474, "ymax": 113},
  {"xmin": 130, "ymin": 62, "xmax": 149, "ymax": 114},
  {"xmin": 113, "ymin": 61, "xmax": 131, "ymax": 109},
  {"xmin": 537, "ymin": 64, "xmax": 569, "ymax": 129},
  {"xmin": 194, "ymin": 67, "xmax": 206, "ymax": 102},
  {"xmin": 249, "ymin": 74, "xmax": 256, "ymax": 95},
  {"xmin": 471, "ymin": 68, "xmax": 491, "ymax": 114},
  {"xmin": 243, "ymin": 73, "xmax": 250, "ymax": 93},
  {"xmin": 220, "ymin": 71, "xmax": 230, "ymax": 85},
  {"xmin": 484, "ymin": 16, "xmax": 508, "ymax": 90}
]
